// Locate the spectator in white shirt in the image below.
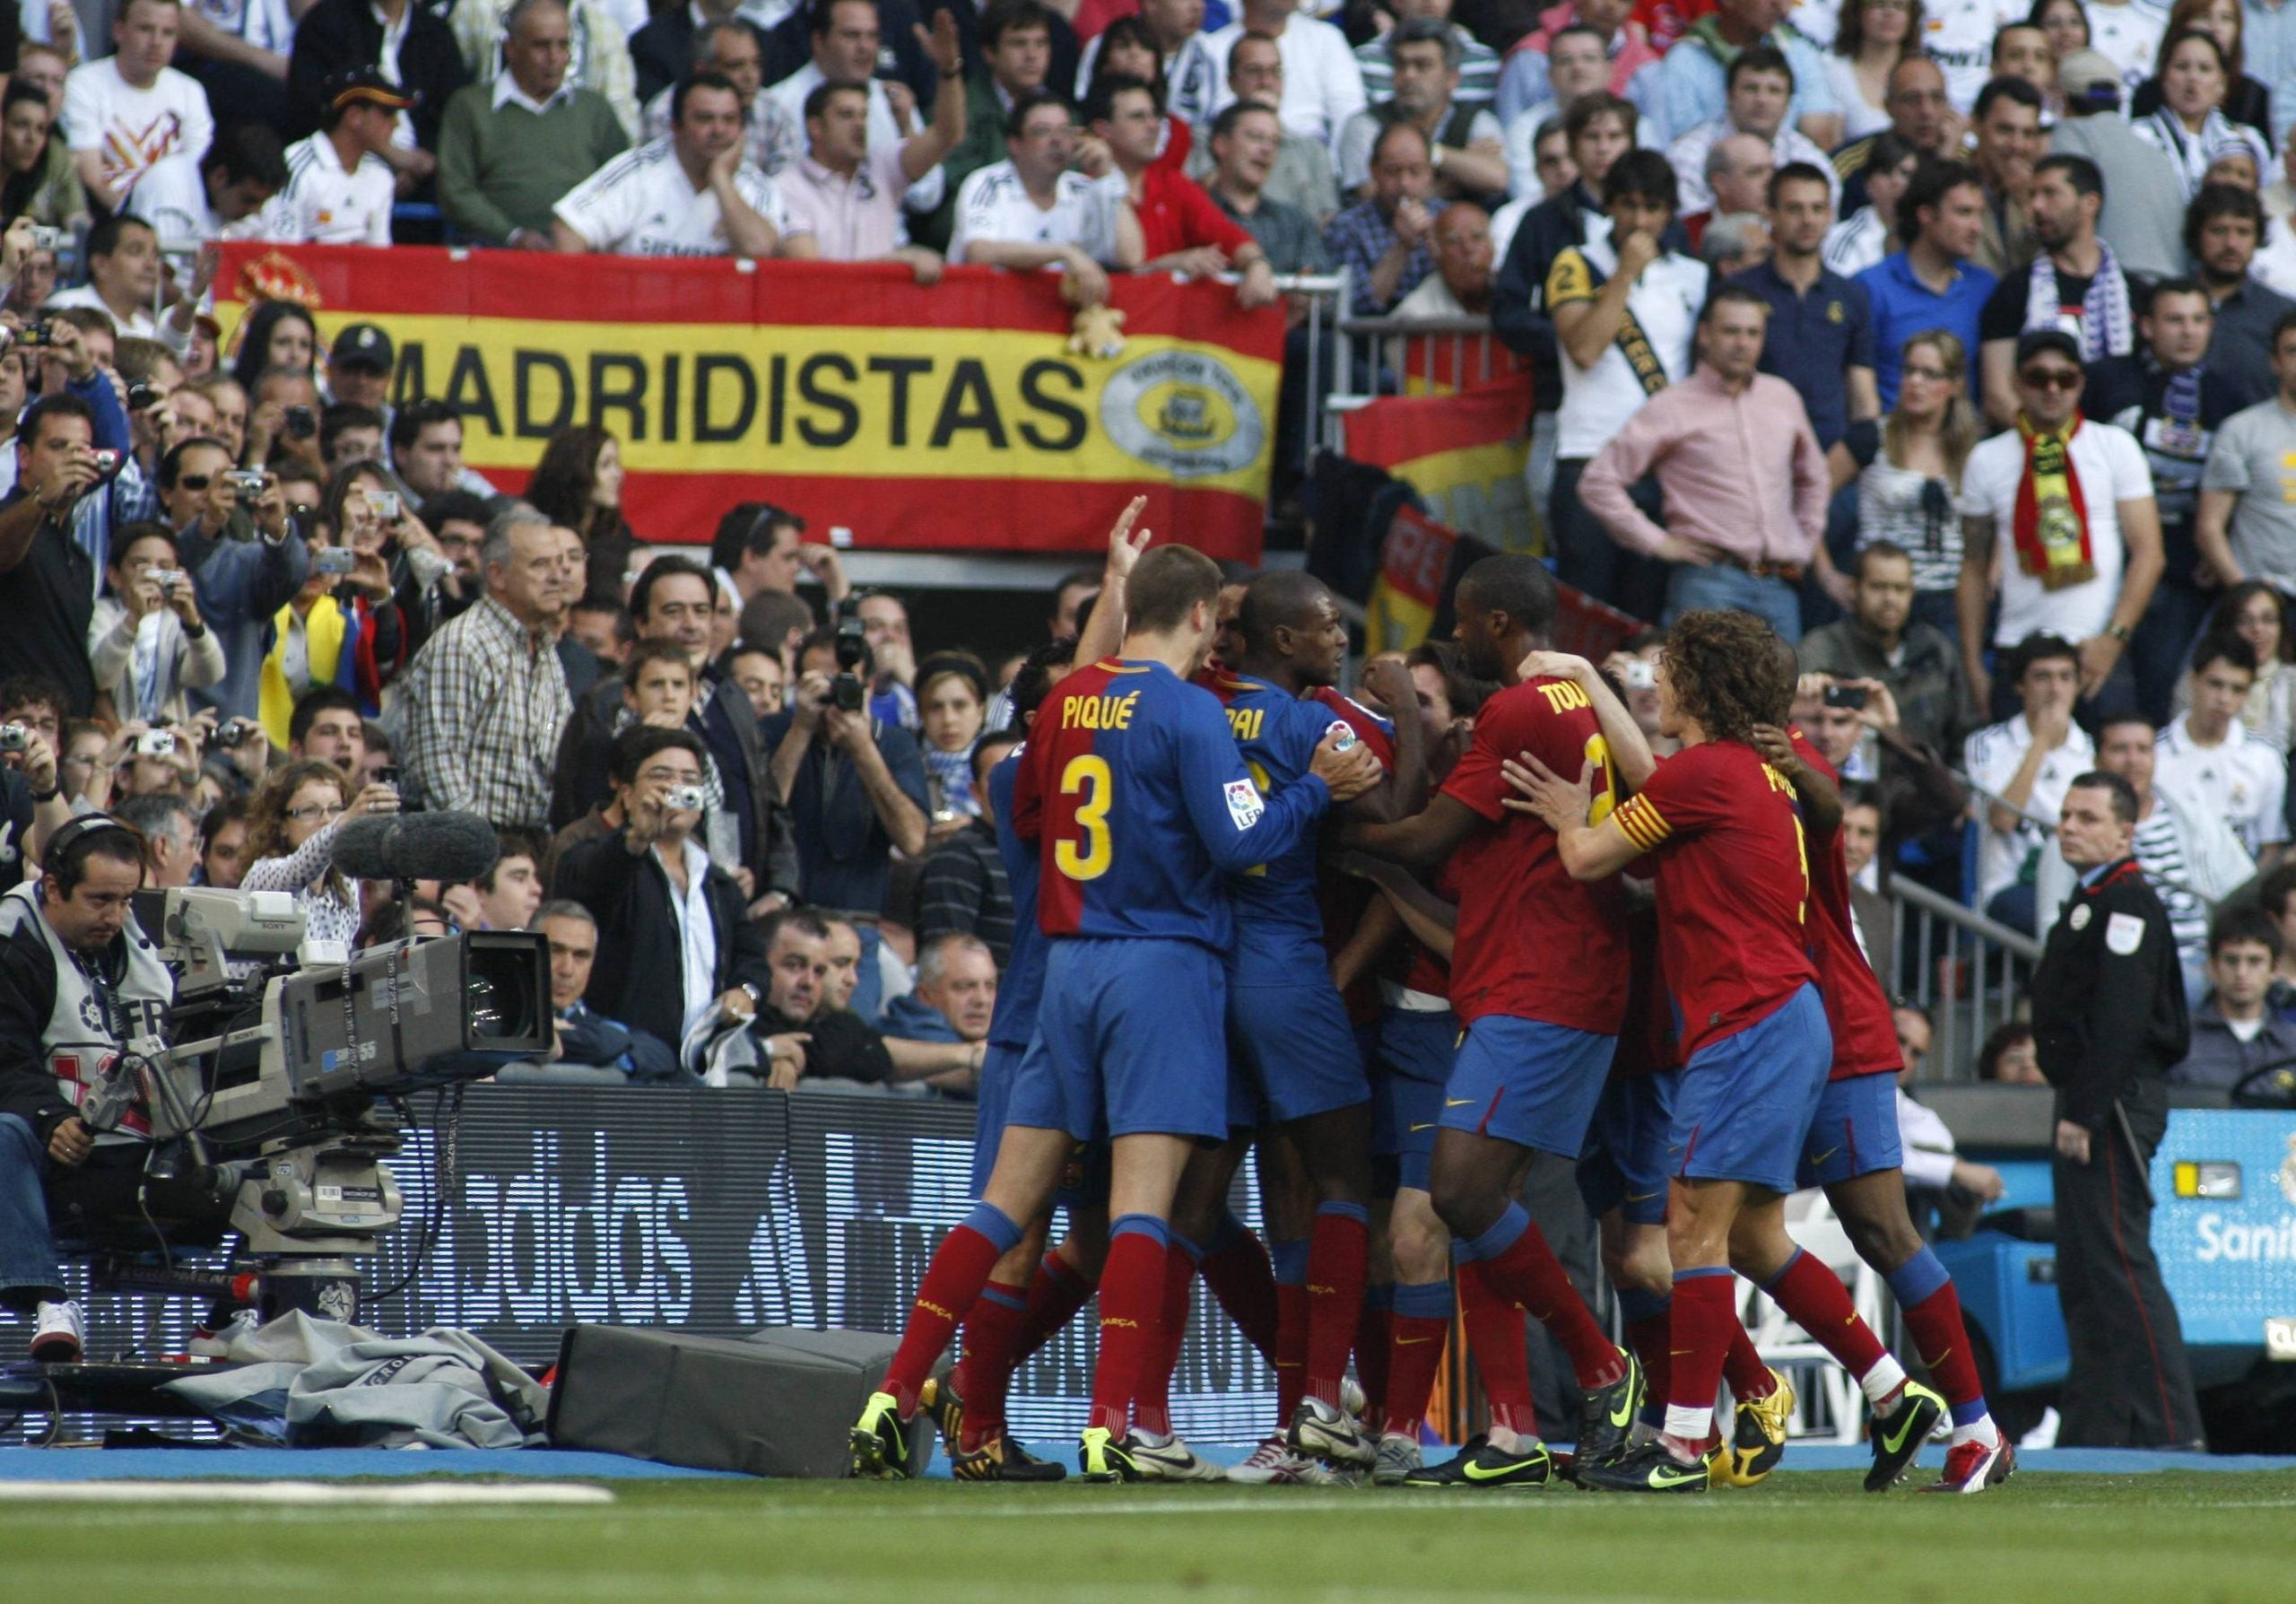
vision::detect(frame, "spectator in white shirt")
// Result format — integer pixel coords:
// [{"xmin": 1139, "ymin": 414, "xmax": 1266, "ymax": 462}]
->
[
  {"xmin": 129, "ymin": 122, "xmax": 288, "ymax": 250},
  {"xmin": 553, "ymin": 71, "xmax": 786, "ymax": 257},
  {"xmin": 780, "ymin": 8, "xmax": 966, "ymax": 277},
  {"xmin": 63, "ymin": 0, "xmax": 216, "ymax": 215},
  {"xmin": 1206, "ymin": 0, "xmax": 1365, "ymax": 148},
  {"xmin": 1955, "ymin": 329, "xmax": 2163, "ymax": 720},
  {"xmin": 260, "ymin": 68, "xmax": 406, "ymax": 246},
  {"xmin": 2154, "ymin": 630, "xmax": 2291, "ymax": 867},
  {"xmin": 949, "ymin": 90, "xmax": 1142, "ymax": 308},
  {"xmin": 1963, "ymin": 630, "xmax": 2095, "ymax": 928},
  {"xmin": 44, "ymin": 214, "xmax": 165, "ymax": 336},
  {"xmin": 765, "ymin": 0, "xmax": 946, "ymax": 219}
]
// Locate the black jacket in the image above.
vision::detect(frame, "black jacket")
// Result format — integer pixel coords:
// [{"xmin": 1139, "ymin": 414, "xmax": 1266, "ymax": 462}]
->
[
  {"xmin": 757, "ymin": 1002, "xmax": 893, "ymax": 1085},
  {"xmin": 549, "ymin": 673, "xmax": 798, "ymax": 900},
  {"xmin": 2032, "ymin": 857, "xmax": 2191, "ymax": 1129},
  {"xmin": 630, "ymin": 10, "xmax": 784, "ymax": 105},
  {"xmin": 553, "ymin": 830, "xmax": 770, "ymax": 1051},
  {"xmin": 287, "ymin": 0, "xmax": 469, "ymax": 147}
]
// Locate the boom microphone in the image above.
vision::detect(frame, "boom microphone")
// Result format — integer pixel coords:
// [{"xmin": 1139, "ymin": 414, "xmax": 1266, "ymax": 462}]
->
[{"xmin": 331, "ymin": 811, "xmax": 501, "ymax": 884}]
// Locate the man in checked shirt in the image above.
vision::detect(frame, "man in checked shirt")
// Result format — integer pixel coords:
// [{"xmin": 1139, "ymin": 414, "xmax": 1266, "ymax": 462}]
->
[{"xmin": 398, "ymin": 501, "xmax": 575, "ymax": 827}]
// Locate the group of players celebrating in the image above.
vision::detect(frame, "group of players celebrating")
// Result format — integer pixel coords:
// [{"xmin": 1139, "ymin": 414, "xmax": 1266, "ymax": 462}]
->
[{"xmin": 846, "ymin": 503, "xmax": 2014, "ymax": 1495}]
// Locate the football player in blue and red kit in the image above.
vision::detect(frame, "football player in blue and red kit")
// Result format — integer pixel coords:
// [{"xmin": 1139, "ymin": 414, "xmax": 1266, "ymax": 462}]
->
[
  {"xmin": 1745, "ymin": 720, "xmax": 2010, "ymax": 1494},
  {"xmin": 1511, "ymin": 610, "xmax": 1851, "ymax": 1494},
  {"xmin": 850, "ymin": 544, "xmax": 1380, "ymax": 1483},
  {"xmin": 1342, "ymin": 555, "xmax": 1647, "ymax": 1487},
  {"xmin": 1194, "ymin": 571, "xmax": 1427, "ymax": 1471},
  {"xmin": 918, "ymin": 512, "xmax": 1148, "ymax": 1483}
]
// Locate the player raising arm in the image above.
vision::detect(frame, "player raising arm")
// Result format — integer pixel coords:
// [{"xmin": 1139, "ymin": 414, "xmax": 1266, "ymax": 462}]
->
[{"xmin": 849, "ymin": 543, "xmax": 1378, "ymax": 1484}]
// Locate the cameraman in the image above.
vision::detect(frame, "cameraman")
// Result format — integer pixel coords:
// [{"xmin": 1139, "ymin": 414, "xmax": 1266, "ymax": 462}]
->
[
  {"xmin": 157, "ymin": 436, "xmax": 309, "ymax": 723},
  {"xmin": 764, "ymin": 623, "xmax": 930, "ymax": 916},
  {"xmin": 0, "ymin": 816, "xmax": 173, "ymax": 1363}
]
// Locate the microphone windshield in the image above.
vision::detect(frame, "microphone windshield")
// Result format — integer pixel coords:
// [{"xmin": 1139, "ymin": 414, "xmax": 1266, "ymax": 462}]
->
[{"xmin": 331, "ymin": 811, "xmax": 501, "ymax": 885}]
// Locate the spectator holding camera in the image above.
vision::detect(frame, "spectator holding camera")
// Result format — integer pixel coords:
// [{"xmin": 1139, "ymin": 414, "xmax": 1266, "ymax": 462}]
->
[
  {"xmin": 157, "ymin": 436, "xmax": 309, "ymax": 723},
  {"xmin": 765, "ymin": 621, "xmax": 930, "ymax": 915},
  {"xmin": 88, "ymin": 521, "xmax": 223, "ymax": 726},
  {"xmin": 254, "ymin": 462, "xmax": 405, "ymax": 746},
  {"xmin": 240, "ymin": 754, "xmax": 399, "ymax": 948},
  {"xmin": 0, "ymin": 393, "xmax": 125, "ymax": 716},
  {"xmin": 0, "ymin": 711, "xmax": 73, "ymax": 897},
  {"xmin": 553, "ymin": 725, "xmax": 770, "ymax": 1060}
]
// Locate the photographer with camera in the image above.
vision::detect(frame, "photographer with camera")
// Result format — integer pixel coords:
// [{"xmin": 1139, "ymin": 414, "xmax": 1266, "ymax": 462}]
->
[
  {"xmin": 156, "ymin": 434, "xmax": 309, "ymax": 724},
  {"xmin": 553, "ymin": 726, "xmax": 771, "ymax": 1064},
  {"xmin": 0, "ymin": 392, "xmax": 128, "ymax": 717},
  {"xmin": 764, "ymin": 614, "xmax": 930, "ymax": 916},
  {"xmin": 88, "ymin": 521, "xmax": 224, "ymax": 727},
  {"xmin": 549, "ymin": 555, "xmax": 797, "ymax": 911},
  {"xmin": 0, "ymin": 711, "xmax": 72, "ymax": 897},
  {"xmin": 0, "ymin": 815, "xmax": 174, "ymax": 1364},
  {"xmin": 239, "ymin": 756, "xmax": 401, "ymax": 949},
  {"xmin": 244, "ymin": 366, "xmax": 326, "ymax": 481}
]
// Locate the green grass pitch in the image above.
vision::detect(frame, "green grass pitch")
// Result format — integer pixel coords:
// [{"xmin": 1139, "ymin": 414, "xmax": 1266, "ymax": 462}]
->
[{"xmin": 4, "ymin": 1471, "xmax": 2294, "ymax": 1602}]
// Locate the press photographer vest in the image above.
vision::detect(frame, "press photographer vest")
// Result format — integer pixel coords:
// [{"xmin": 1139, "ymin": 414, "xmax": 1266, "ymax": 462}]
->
[{"xmin": 0, "ymin": 881, "xmax": 173, "ymax": 1141}]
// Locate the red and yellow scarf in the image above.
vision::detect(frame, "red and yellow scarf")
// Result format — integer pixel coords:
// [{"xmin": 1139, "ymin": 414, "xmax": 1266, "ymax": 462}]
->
[{"xmin": 2013, "ymin": 413, "xmax": 2097, "ymax": 590}]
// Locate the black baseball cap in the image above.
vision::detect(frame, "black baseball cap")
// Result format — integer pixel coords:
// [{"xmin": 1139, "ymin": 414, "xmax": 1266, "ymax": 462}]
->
[
  {"xmin": 330, "ymin": 322, "xmax": 395, "ymax": 371},
  {"xmin": 2013, "ymin": 328, "xmax": 2083, "ymax": 370}
]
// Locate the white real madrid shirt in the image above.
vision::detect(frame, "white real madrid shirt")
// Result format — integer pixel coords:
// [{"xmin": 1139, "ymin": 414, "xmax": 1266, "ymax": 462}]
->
[
  {"xmin": 553, "ymin": 137, "xmax": 787, "ymax": 256},
  {"xmin": 259, "ymin": 131, "xmax": 396, "ymax": 246},
  {"xmin": 948, "ymin": 160, "xmax": 1122, "ymax": 266},
  {"xmin": 2153, "ymin": 712, "xmax": 2290, "ymax": 859}
]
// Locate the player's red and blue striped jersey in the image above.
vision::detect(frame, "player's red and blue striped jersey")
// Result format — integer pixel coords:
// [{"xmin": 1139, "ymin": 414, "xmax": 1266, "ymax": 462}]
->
[
  {"xmin": 1013, "ymin": 659, "xmax": 1334, "ymax": 949},
  {"xmin": 985, "ymin": 747, "xmax": 1046, "ymax": 1051},
  {"xmin": 1612, "ymin": 739, "xmax": 1822, "ymax": 1060},
  {"xmin": 1787, "ymin": 729, "xmax": 1901, "ymax": 1081},
  {"xmin": 1207, "ymin": 671, "xmax": 1361, "ymax": 982}
]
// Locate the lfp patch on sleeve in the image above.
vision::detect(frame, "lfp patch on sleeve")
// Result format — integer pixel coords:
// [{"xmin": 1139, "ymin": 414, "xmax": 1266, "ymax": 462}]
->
[{"xmin": 1225, "ymin": 779, "xmax": 1265, "ymax": 830}]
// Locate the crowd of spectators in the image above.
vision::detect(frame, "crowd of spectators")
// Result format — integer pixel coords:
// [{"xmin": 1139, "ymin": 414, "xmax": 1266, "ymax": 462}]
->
[{"xmin": 15, "ymin": 0, "xmax": 2296, "ymax": 1090}]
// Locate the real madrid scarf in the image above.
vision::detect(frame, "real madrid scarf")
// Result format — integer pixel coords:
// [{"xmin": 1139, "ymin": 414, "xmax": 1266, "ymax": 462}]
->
[
  {"xmin": 2013, "ymin": 413, "xmax": 2096, "ymax": 590},
  {"xmin": 2024, "ymin": 238, "xmax": 2133, "ymax": 362},
  {"xmin": 1552, "ymin": 247, "xmax": 1670, "ymax": 397}
]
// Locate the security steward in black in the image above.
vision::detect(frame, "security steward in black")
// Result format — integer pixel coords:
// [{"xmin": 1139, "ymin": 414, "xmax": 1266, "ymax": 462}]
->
[{"xmin": 2031, "ymin": 770, "xmax": 2205, "ymax": 1449}]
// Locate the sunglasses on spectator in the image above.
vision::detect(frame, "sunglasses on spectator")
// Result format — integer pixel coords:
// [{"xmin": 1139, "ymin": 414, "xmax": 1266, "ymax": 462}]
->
[
  {"xmin": 179, "ymin": 474, "xmax": 212, "ymax": 491},
  {"xmin": 2017, "ymin": 368, "xmax": 2082, "ymax": 391},
  {"xmin": 285, "ymin": 801, "xmax": 348, "ymax": 822}
]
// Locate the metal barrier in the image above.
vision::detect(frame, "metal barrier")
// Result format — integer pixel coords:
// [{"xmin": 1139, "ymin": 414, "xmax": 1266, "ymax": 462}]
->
[
  {"xmin": 1887, "ymin": 875, "xmax": 2043, "ymax": 1082},
  {"xmin": 1324, "ymin": 304, "xmax": 1515, "ymax": 458}
]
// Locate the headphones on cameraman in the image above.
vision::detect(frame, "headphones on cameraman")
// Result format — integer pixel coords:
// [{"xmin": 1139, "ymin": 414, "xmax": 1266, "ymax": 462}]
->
[{"xmin": 42, "ymin": 811, "xmax": 143, "ymax": 876}]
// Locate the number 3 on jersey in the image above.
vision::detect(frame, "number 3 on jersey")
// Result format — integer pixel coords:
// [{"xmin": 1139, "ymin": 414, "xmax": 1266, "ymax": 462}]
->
[{"xmin": 1055, "ymin": 754, "xmax": 1114, "ymax": 881}]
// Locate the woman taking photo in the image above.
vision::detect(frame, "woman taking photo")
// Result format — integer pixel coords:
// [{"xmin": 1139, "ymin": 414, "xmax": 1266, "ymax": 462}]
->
[
  {"xmin": 1828, "ymin": 0, "xmax": 1923, "ymax": 142},
  {"xmin": 526, "ymin": 424, "xmax": 634, "ymax": 606},
  {"xmin": 1857, "ymin": 330, "xmax": 1979, "ymax": 638},
  {"xmin": 240, "ymin": 759, "xmax": 400, "ymax": 949},
  {"xmin": 2135, "ymin": 29, "xmax": 2271, "ymax": 201},
  {"xmin": 257, "ymin": 462, "xmax": 407, "ymax": 748}
]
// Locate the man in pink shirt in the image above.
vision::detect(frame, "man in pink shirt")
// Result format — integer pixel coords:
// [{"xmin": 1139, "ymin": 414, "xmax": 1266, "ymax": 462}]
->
[
  {"xmin": 1578, "ymin": 281, "xmax": 1830, "ymax": 640},
  {"xmin": 778, "ymin": 9, "xmax": 967, "ymax": 281}
]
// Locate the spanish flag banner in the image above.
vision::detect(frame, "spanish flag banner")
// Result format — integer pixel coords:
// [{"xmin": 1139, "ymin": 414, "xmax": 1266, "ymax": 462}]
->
[
  {"xmin": 1341, "ymin": 372, "xmax": 1536, "ymax": 557},
  {"xmin": 215, "ymin": 245, "xmax": 1286, "ymax": 562}
]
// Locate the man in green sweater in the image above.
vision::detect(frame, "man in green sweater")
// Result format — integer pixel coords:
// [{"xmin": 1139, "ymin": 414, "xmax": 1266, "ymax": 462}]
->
[{"xmin": 437, "ymin": 0, "xmax": 629, "ymax": 248}]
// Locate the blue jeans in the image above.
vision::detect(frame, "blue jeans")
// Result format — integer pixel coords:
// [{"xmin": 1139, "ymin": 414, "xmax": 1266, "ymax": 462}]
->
[
  {"xmin": 1663, "ymin": 562, "xmax": 1804, "ymax": 642},
  {"xmin": 0, "ymin": 1114, "xmax": 63, "ymax": 1307}
]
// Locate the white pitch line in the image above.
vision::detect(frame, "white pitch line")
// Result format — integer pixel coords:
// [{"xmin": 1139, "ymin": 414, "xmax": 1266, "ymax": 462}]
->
[{"xmin": 0, "ymin": 1480, "xmax": 615, "ymax": 1507}]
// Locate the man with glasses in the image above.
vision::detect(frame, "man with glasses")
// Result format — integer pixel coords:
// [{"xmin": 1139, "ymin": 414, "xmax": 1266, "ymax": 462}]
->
[
  {"xmin": 1956, "ymin": 328, "xmax": 2163, "ymax": 721},
  {"xmin": 950, "ymin": 90, "xmax": 1142, "ymax": 309},
  {"xmin": 1187, "ymin": 31, "xmax": 1338, "ymax": 224}
]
